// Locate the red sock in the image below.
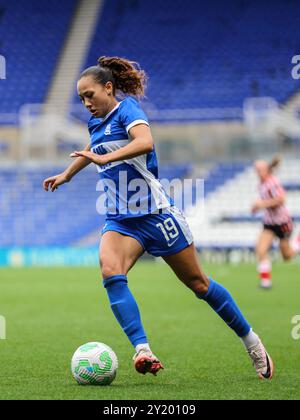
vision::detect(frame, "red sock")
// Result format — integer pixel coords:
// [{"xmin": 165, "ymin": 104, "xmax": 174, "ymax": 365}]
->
[{"xmin": 258, "ymin": 260, "xmax": 272, "ymax": 285}]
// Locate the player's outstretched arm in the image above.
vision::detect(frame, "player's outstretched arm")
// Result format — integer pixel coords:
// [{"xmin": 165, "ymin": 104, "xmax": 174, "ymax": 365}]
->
[{"xmin": 43, "ymin": 143, "xmax": 91, "ymax": 192}]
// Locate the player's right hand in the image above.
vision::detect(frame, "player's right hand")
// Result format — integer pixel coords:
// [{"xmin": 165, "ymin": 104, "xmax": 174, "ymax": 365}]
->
[{"xmin": 43, "ymin": 172, "xmax": 69, "ymax": 192}]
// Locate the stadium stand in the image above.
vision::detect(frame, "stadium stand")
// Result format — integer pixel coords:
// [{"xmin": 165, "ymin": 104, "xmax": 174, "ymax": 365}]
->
[
  {"xmin": 202, "ymin": 162, "xmax": 247, "ymax": 197},
  {"xmin": 0, "ymin": 164, "xmax": 191, "ymax": 247},
  {"xmin": 0, "ymin": 0, "xmax": 78, "ymax": 117},
  {"xmin": 0, "ymin": 0, "xmax": 299, "ymax": 253},
  {"xmin": 81, "ymin": 0, "xmax": 300, "ymax": 118},
  {"xmin": 1, "ymin": 160, "xmax": 299, "ymax": 248},
  {"xmin": 0, "ymin": 0, "xmax": 299, "ymax": 122},
  {"xmin": 0, "ymin": 167, "xmax": 101, "ymax": 246}
]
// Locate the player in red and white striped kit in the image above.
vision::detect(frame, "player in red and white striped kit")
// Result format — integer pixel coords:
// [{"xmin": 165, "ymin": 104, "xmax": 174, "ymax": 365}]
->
[{"xmin": 252, "ymin": 157, "xmax": 300, "ymax": 289}]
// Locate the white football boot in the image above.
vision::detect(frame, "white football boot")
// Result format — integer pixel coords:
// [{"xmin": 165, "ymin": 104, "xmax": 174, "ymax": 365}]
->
[{"xmin": 247, "ymin": 338, "xmax": 274, "ymax": 380}]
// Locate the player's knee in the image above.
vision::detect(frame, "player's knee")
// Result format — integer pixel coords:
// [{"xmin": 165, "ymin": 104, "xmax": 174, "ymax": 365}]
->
[
  {"xmin": 196, "ymin": 277, "xmax": 210, "ymax": 295},
  {"xmin": 282, "ymin": 253, "xmax": 292, "ymax": 262},
  {"xmin": 188, "ymin": 273, "xmax": 210, "ymax": 295},
  {"xmin": 100, "ymin": 258, "xmax": 123, "ymax": 280},
  {"xmin": 101, "ymin": 266, "xmax": 124, "ymax": 279}
]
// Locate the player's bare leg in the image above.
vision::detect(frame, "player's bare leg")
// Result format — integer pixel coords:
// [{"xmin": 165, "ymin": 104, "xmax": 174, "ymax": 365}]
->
[
  {"xmin": 99, "ymin": 231, "xmax": 143, "ymax": 278},
  {"xmin": 163, "ymin": 243, "xmax": 209, "ymax": 294},
  {"xmin": 100, "ymin": 231, "xmax": 163, "ymax": 376},
  {"xmin": 164, "ymin": 243, "xmax": 274, "ymax": 380},
  {"xmin": 280, "ymin": 238, "xmax": 296, "ymax": 261},
  {"xmin": 280, "ymin": 236, "xmax": 300, "ymax": 261},
  {"xmin": 256, "ymin": 229, "xmax": 275, "ymax": 289}
]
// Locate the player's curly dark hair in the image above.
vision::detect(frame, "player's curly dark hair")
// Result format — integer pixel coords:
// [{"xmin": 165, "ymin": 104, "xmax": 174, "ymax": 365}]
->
[{"xmin": 79, "ymin": 56, "xmax": 147, "ymax": 98}]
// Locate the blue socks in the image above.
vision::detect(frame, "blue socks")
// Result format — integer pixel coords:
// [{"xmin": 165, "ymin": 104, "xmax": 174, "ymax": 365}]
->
[
  {"xmin": 104, "ymin": 275, "xmax": 250, "ymax": 348},
  {"xmin": 197, "ymin": 279, "xmax": 251, "ymax": 338},
  {"xmin": 103, "ymin": 275, "xmax": 148, "ymax": 347}
]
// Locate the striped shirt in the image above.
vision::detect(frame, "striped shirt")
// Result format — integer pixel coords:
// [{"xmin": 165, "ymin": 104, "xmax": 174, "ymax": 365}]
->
[{"xmin": 258, "ymin": 175, "xmax": 291, "ymax": 225}]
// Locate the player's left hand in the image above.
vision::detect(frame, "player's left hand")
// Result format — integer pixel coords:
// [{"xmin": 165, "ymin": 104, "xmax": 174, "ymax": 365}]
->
[{"xmin": 70, "ymin": 150, "xmax": 109, "ymax": 166}]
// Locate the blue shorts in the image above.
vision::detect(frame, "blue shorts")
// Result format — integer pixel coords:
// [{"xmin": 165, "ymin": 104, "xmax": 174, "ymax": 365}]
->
[{"xmin": 101, "ymin": 206, "xmax": 194, "ymax": 257}]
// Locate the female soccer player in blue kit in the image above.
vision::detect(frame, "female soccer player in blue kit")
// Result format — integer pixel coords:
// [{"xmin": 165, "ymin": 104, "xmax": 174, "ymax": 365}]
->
[{"xmin": 44, "ymin": 56, "xmax": 274, "ymax": 379}]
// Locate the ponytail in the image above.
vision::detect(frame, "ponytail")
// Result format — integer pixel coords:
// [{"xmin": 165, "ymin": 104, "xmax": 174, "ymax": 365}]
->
[
  {"xmin": 98, "ymin": 56, "xmax": 147, "ymax": 97},
  {"xmin": 268, "ymin": 155, "xmax": 281, "ymax": 173},
  {"xmin": 80, "ymin": 56, "xmax": 147, "ymax": 98}
]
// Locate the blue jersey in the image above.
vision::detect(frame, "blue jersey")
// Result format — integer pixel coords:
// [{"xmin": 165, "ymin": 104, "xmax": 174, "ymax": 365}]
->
[{"xmin": 88, "ymin": 97, "xmax": 172, "ymax": 220}]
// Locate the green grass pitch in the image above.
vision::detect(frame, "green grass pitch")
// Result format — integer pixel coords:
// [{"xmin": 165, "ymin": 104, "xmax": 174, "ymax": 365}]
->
[{"xmin": 0, "ymin": 261, "xmax": 300, "ymax": 400}]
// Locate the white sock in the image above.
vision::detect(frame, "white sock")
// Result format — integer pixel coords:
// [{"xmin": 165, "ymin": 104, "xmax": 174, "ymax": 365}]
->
[
  {"xmin": 241, "ymin": 329, "xmax": 260, "ymax": 350},
  {"xmin": 135, "ymin": 343, "xmax": 151, "ymax": 353}
]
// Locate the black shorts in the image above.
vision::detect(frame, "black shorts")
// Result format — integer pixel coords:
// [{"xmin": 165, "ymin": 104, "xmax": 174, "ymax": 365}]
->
[{"xmin": 263, "ymin": 221, "xmax": 293, "ymax": 240}]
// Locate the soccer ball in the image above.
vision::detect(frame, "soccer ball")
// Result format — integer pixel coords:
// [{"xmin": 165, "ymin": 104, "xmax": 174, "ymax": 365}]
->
[{"xmin": 71, "ymin": 342, "xmax": 118, "ymax": 386}]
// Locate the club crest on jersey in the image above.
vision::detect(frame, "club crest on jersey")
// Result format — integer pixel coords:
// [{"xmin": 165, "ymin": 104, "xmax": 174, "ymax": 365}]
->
[{"xmin": 104, "ymin": 124, "xmax": 112, "ymax": 135}]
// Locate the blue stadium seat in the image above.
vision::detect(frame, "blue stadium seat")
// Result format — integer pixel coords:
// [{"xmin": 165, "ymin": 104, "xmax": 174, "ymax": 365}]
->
[
  {"xmin": 77, "ymin": 0, "xmax": 300, "ymax": 120},
  {"xmin": 0, "ymin": 0, "xmax": 77, "ymax": 116},
  {"xmin": 203, "ymin": 162, "xmax": 247, "ymax": 197},
  {"xmin": 0, "ymin": 163, "xmax": 194, "ymax": 246}
]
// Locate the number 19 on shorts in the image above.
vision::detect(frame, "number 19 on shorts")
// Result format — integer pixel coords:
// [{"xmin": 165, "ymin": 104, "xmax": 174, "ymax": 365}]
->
[{"xmin": 156, "ymin": 218, "xmax": 179, "ymax": 246}]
